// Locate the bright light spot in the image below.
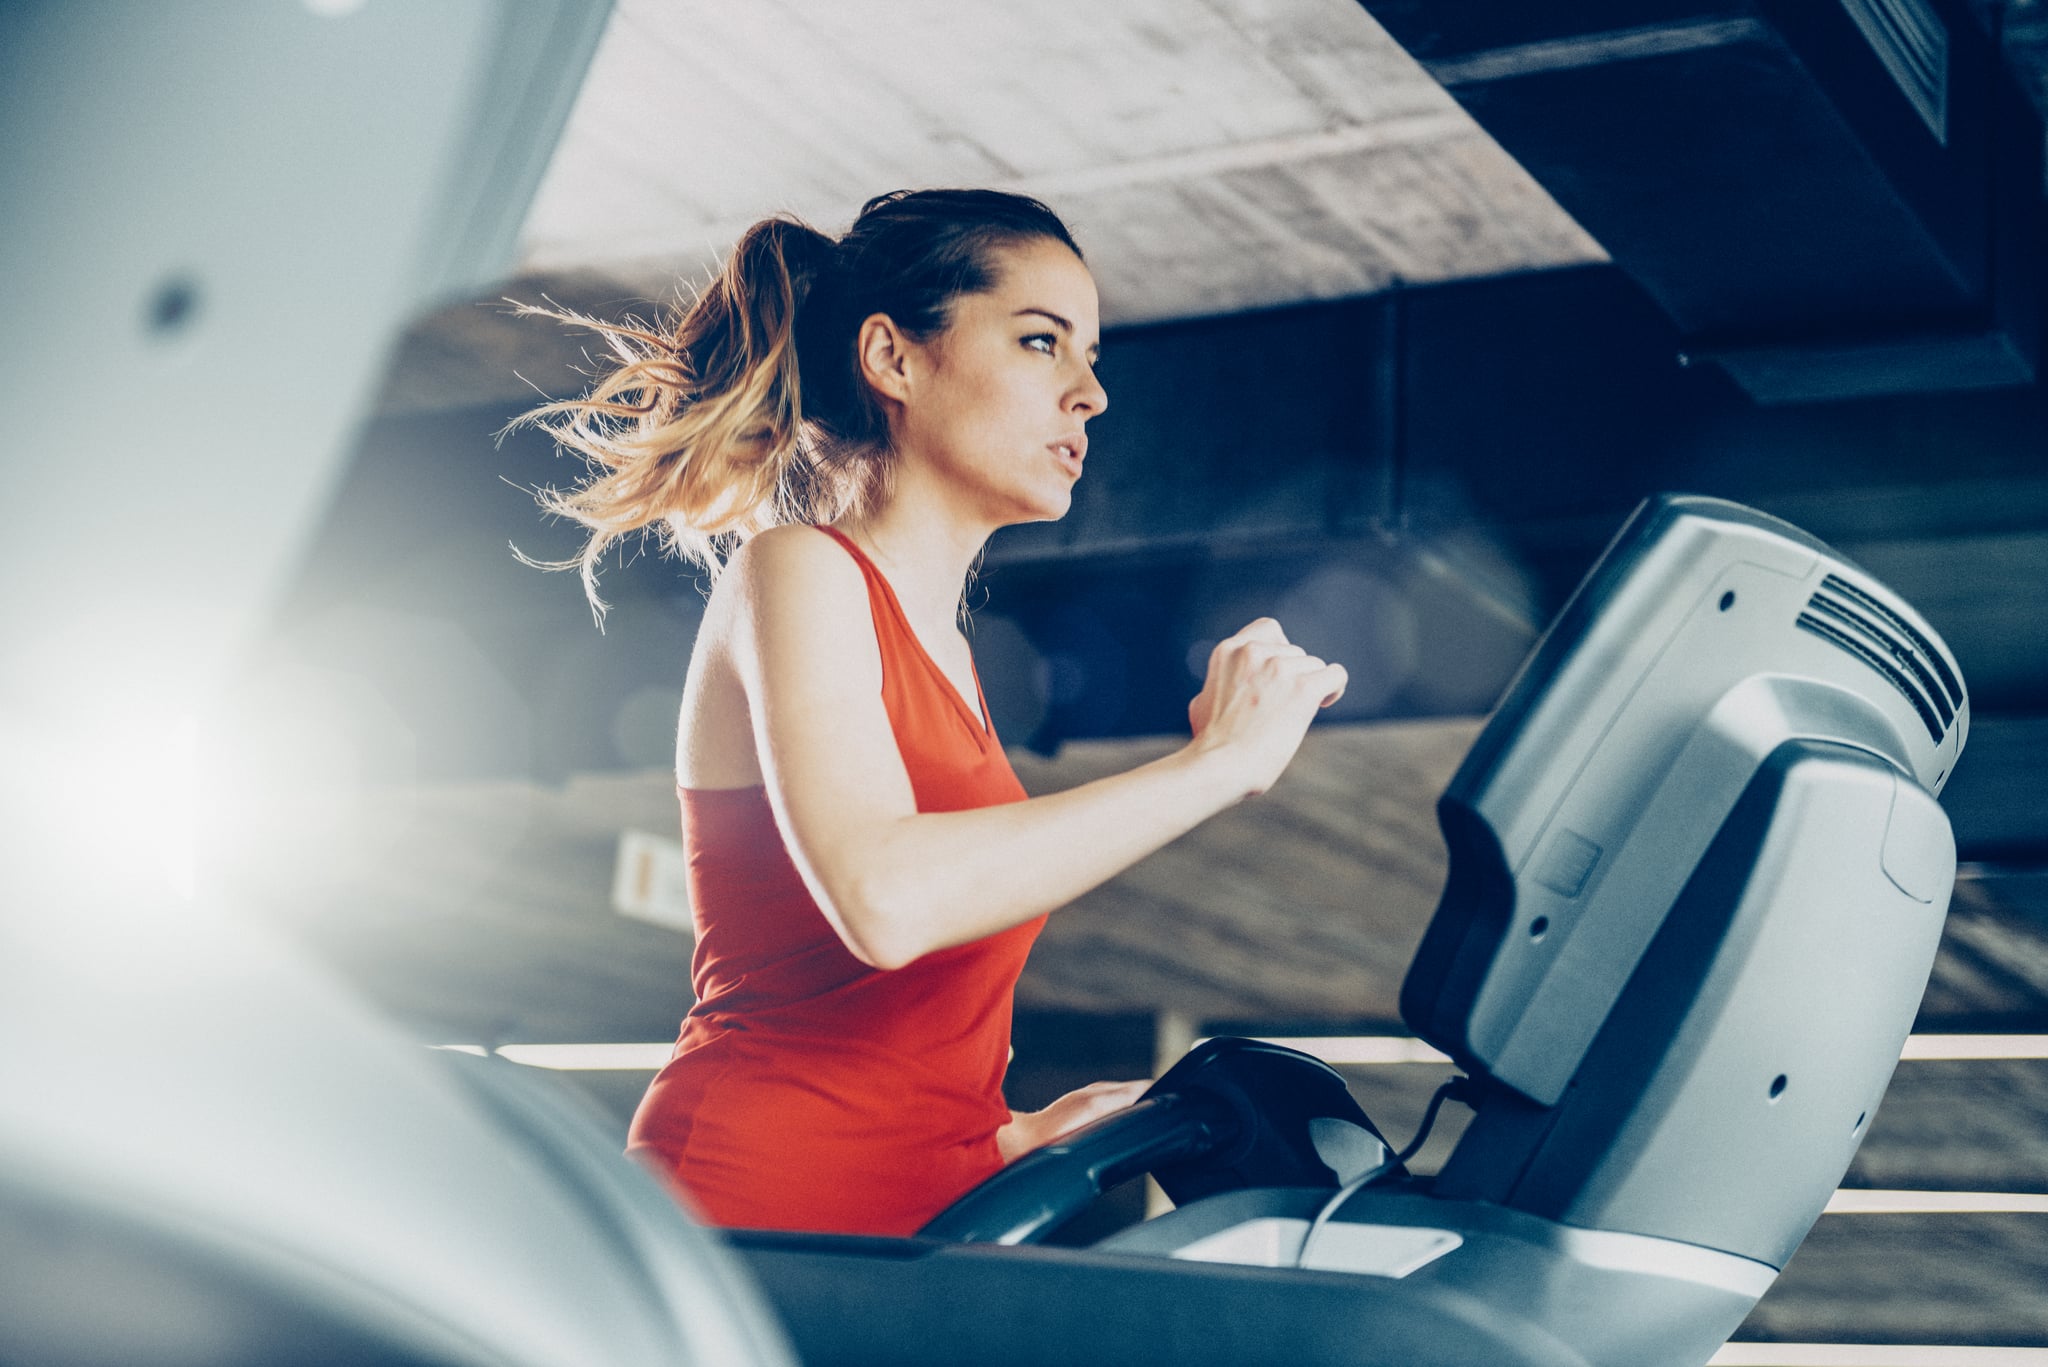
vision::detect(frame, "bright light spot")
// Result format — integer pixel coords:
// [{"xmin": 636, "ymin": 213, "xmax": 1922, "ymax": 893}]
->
[
  {"xmin": 23, "ymin": 704, "xmax": 212, "ymax": 908},
  {"xmin": 157, "ymin": 716, "xmax": 200, "ymax": 901},
  {"xmin": 427, "ymin": 1044, "xmax": 489, "ymax": 1057}
]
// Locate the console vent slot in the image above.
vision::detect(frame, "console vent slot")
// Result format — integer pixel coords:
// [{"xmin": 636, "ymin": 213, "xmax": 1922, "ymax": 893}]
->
[
  {"xmin": 1797, "ymin": 574, "xmax": 1956, "ymax": 744},
  {"xmin": 1839, "ymin": 0, "xmax": 1948, "ymax": 144},
  {"xmin": 1819, "ymin": 573, "xmax": 1963, "ymax": 708}
]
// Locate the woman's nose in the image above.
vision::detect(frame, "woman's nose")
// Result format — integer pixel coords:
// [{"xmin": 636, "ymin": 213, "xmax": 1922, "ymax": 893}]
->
[{"xmin": 1070, "ymin": 363, "xmax": 1108, "ymax": 418}]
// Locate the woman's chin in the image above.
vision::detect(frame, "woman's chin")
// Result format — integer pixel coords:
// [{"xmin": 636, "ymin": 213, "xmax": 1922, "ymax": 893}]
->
[
  {"xmin": 1030, "ymin": 488, "xmax": 1075, "ymax": 523},
  {"xmin": 992, "ymin": 485, "xmax": 1073, "ymax": 527}
]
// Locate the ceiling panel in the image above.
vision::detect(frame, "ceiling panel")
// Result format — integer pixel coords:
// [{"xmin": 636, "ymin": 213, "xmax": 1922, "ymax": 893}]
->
[{"xmin": 514, "ymin": 0, "xmax": 1602, "ymax": 325}]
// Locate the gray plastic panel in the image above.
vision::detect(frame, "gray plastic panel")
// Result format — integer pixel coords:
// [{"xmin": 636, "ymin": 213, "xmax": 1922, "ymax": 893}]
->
[
  {"xmin": 1355, "ymin": 1192, "xmax": 1771, "ymax": 1367},
  {"xmin": 1099, "ymin": 1187, "xmax": 1773, "ymax": 1367},
  {"xmin": 1415, "ymin": 496, "xmax": 1965, "ymax": 1104},
  {"xmin": 1514, "ymin": 742, "xmax": 1954, "ymax": 1266},
  {"xmin": 735, "ymin": 1227, "xmax": 1594, "ymax": 1367}
]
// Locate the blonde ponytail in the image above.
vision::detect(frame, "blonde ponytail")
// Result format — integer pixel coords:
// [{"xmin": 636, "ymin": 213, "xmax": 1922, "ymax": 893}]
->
[{"xmin": 507, "ymin": 217, "xmax": 868, "ymax": 618}]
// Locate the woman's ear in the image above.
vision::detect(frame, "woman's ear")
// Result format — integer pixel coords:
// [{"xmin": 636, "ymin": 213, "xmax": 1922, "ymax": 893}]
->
[{"xmin": 856, "ymin": 312, "xmax": 915, "ymax": 407}]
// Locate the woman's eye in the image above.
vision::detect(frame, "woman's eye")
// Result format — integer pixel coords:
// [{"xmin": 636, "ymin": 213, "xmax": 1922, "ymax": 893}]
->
[{"xmin": 1022, "ymin": 334, "xmax": 1056, "ymax": 355}]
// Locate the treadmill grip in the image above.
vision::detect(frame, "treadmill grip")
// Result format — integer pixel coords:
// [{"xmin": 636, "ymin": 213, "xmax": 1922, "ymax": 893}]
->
[{"xmin": 919, "ymin": 1090, "xmax": 1238, "ymax": 1245}]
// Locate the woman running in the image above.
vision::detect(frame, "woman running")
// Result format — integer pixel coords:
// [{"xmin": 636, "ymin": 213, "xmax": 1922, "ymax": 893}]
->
[{"xmin": 518, "ymin": 188, "xmax": 1347, "ymax": 1235}]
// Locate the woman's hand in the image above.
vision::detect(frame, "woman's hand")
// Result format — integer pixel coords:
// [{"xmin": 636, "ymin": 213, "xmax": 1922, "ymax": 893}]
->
[
  {"xmin": 1186, "ymin": 617, "xmax": 1348, "ymax": 797},
  {"xmin": 996, "ymin": 1078, "xmax": 1151, "ymax": 1163}
]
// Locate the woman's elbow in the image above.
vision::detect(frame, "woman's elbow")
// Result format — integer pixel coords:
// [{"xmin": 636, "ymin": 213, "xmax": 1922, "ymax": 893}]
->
[
  {"xmin": 830, "ymin": 886, "xmax": 926, "ymax": 972},
  {"xmin": 839, "ymin": 924, "xmax": 921, "ymax": 973},
  {"xmin": 847, "ymin": 937, "xmax": 918, "ymax": 973}
]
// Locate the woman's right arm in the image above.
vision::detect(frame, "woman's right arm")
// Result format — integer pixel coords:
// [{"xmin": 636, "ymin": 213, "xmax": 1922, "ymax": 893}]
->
[{"xmin": 729, "ymin": 525, "xmax": 1346, "ymax": 971}]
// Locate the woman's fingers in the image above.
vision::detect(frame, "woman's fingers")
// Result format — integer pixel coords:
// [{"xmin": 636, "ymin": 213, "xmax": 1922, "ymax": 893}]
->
[
  {"xmin": 1228, "ymin": 616, "xmax": 1288, "ymax": 648},
  {"xmin": 1193, "ymin": 621, "xmax": 1298, "ymax": 734},
  {"xmin": 1238, "ymin": 645, "xmax": 1335, "ymax": 694},
  {"xmin": 1002, "ymin": 1078, "xmax": 1151, "ymax": 1161},
  {"xmin": 1200, "ymin": 628, "xmax": 1340, "ymax": 711},
  {"xmin": 1188, "ymin": 618, "xmax": 1349, "ymax": 792},
  {"xmin": 1315, "ymin": 661, "xmax": 1349, "ymax": 708},
  {"xmin": 1213, "ymin": 620, "xmax": 1294, "ymax": 666},
  {"xmin": 1185, "ymin": 617, "xmax": 1353, "ymax": 794},
  {"xmin": 1043, "ymin": 1079, "xmax": 1150, "ymax": 1140}
]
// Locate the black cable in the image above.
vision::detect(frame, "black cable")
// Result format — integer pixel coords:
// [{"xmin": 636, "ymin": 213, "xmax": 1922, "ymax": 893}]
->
[
  {"xmin": 1397, "ymin": 1074, "xmax": 1475, "ymax": 1165},
  {"xmin": 1294, "ymin": 1074, "xmax": 1475, "ymax": 1269}
]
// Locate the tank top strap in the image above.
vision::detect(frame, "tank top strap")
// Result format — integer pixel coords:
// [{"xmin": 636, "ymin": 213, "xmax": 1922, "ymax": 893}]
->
[
  {"xmin": 811, "ymin": 524, "xmax": 991, "ymax": 742},
  {"xmin": 812, "ymin": 524, "xmax": 897, "ymax": 618}
]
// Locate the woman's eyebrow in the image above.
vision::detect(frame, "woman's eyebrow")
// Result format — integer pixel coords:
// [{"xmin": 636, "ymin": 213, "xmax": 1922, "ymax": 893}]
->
[
  {"xmin": 1013, "ymin": 306, "xmax": 1101, "ymax": 360},
  {"xmin": 1012, "ymin": 307, "xmax": 1073, "ymax": 333}
]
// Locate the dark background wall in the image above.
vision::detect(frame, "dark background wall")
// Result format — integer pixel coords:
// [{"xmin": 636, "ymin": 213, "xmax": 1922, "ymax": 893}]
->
[{"xmin": 261, "ymin": 261, "xmax": 2048, "ymax": 850}]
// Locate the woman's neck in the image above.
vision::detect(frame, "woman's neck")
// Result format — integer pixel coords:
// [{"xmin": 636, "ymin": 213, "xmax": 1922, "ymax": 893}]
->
[{"xmin": 837, "ymin": 473, "xmax": 992, "ymax": 630}]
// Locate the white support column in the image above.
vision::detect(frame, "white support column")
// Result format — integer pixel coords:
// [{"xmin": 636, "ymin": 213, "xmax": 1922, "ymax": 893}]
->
[{"xmin": 1146, "ymin": 1010, "xmax": 1200, "ymax": 1217}]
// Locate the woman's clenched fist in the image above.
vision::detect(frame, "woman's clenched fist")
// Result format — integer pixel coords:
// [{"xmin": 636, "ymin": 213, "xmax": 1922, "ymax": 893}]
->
[{"xmin": 1186, "ymin": 618, "xmax": 1347, "ymax": 798}]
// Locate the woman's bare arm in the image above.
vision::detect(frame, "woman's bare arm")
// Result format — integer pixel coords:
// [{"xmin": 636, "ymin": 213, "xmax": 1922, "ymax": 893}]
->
[{"xmin": 729, "ymin": 524, "xmax": 1346, "ymax": 971}]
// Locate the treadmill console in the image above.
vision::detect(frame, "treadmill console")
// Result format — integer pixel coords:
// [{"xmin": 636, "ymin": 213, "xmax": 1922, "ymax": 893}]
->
[{"xmin": 1400, "ymin": 494, "xmax": 1966, "ymax": 1105}]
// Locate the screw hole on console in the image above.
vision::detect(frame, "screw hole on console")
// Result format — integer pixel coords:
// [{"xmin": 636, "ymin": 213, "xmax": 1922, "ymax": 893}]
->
[
  {"xmin": 1853, "ymin": 1111, "xmax": 1867, "ymax": 1133},
  {"xmin": 1935, "ymin": 768, "xmax": 1946, "ymax": 785},
  {"xmin": 1718, "ymin": 590, "xmax": 1736, "ymax": 612},
  {"xmin": 1769, "ymin": 1074, "xmax": 1788, "ymax": 1100},
  {"xmin": 1529, "ymin": 916, "xmax": 1549, "ymax": 940},
  {"xmin": 145, "ymin": 274, "xmax": 203, "ymax": 338}
]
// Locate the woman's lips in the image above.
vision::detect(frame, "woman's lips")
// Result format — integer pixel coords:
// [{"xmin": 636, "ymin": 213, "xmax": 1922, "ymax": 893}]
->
[{"xmin": 1051, "ymin": 436, "xmax": 1086, "ymax": 477}]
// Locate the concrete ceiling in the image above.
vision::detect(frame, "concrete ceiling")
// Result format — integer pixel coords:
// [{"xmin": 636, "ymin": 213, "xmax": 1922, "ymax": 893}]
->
[
  {"xmin": 374, "ymin": 0, "xmax": 2048, "ymax": 420},
  {"xmin": 519, "ymin": 0, "xmax": 1602, "ymax": 320},
  {"xmin": 376, "ymin": 0, "xmax": 1605, "ymax": 417}
]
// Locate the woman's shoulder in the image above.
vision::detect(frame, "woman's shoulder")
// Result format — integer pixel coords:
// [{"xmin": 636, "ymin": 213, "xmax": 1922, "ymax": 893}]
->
[
  {"xmin": 721, "ymin": 523, "xmax": 869, "ymax": 620},
  {"xmin": 714, "ymin": 524, "xmax": 885, "ymax": 693},
  {"xmin": 738, "ymin": 520, "xmax": 844, "ymax": 560}
]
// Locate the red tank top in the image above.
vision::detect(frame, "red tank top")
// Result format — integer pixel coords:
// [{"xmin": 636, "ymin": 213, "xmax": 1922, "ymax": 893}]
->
[{"xmin": 626, "ymin": 525, "xmax": 1045, "ymax": 1235}]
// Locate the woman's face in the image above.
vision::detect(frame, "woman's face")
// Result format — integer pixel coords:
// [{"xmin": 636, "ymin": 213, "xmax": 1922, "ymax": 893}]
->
[{"xmin": 887, "ymin": 236, "xmax": 1108, "ymax": 527}]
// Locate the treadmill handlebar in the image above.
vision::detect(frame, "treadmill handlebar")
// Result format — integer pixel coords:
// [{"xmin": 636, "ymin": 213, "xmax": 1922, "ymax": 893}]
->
[{"xmin": 919, "ymin": 1090, "xmax": 1239, "ymax": 1245}]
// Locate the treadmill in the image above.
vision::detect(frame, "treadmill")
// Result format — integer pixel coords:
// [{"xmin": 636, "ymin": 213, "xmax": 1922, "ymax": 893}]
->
[
  {"xmin": 0, "ymin": 494, "xmax": 1965, "ymax": 1367},
  {"xmin": 729, "ymin": 492, "xmax": 1968, "ymax": 1367}
]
